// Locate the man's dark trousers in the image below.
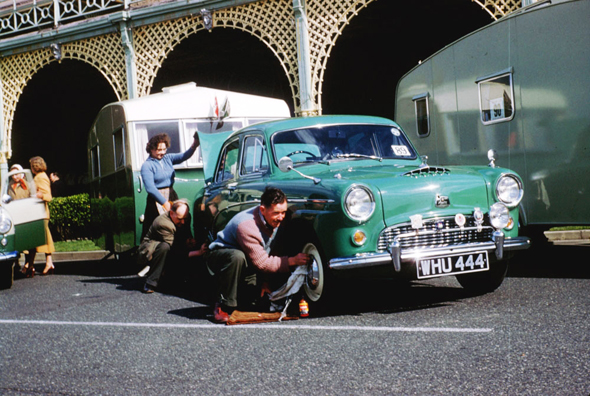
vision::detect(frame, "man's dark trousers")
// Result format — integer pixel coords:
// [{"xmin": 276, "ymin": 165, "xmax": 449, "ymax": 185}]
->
[
  {"xmin": 145, "ymin": 242, "xmax": 171, "ymax": 289},
  {"xmin": 207, "ymin": 248, "xmax": 258, "ymax": 308}
]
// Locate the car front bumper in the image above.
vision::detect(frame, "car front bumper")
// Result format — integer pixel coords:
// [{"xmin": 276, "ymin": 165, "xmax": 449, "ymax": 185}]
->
[
  {"xmin": 0, "ymin": 251, "xmax": 19, "ymax": 262},
  {"xmin": 329, "ymin": 232, "xmax": 531, "ymax": 272}
]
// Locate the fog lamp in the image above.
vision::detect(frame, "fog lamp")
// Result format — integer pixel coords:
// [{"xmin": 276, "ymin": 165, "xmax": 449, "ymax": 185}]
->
[{"xmin": 489, "ymin": 202, "xmax": 510, "ymax": 229}]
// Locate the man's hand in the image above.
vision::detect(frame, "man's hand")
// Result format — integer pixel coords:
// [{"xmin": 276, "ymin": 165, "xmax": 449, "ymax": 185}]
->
[
  {"xmin": 192, "ymin": 132, "xmax": 200, "ymax": 149},
  {"xmin": 288, "ymin": 253, "xmax": 312, "ymax": 267},
  {"xmin": 188, "ymin": 243, "xmax": 209, "ymax": 258},
  {"xmin": 260, "ymin": 281, "xmax": 272, "ymax": 297}
]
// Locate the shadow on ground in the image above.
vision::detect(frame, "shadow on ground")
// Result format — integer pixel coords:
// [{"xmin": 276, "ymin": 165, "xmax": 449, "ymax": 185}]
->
[
  {"xmin": 21, "ymin": 243, "xmax": 588, "ymax": 321},
  {"xmin": 507, "ymin": 244, "xmax": 590, "ymax": 279}
]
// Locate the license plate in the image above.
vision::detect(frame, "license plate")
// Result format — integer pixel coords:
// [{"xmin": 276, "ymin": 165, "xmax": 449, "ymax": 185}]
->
[{"xmin": 417, "ymin": 252, "xmax": 489, "ymax": 279}]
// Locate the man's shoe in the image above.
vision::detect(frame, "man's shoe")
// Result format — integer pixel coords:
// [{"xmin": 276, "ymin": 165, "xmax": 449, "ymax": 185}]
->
[
  {"xmin": 142, "ymin": 284, "xmax": 155, "ymax": 294},
  {"xmin": 213, "ymin": 303, "xmax": 230, "ymax": 323}
]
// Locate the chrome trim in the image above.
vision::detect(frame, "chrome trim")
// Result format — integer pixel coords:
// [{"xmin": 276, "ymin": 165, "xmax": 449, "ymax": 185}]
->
[
  {"xmin": 329, "ymin": 236, "xmax": 530, "ymax": 271},
  {"xmin": 288, "ymin": 198, "xmax": 335, "ymax": 205},
  {"xmin": 0, "ymin": 251, "xmax": 19, "ymax": 262}
]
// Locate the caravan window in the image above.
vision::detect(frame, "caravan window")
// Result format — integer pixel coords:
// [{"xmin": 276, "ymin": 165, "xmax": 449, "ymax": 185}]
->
[
  {"xmin": 412, "ymin": 93, "xmax": 430, "ymax": 137},
  {"xmin": 184, "ymin": 121, "xmax": 244, "ymax": 167},
  {"xmin": 113, "ymin": 126, "xmax": 125, "ymax": 169},
  {"xmin": 477, "ymin": 69, "xmax": 515, "ymax": 124},
  {"xmin": 134, "ymin": 121, "xmax": 182, "ymax": 167},
  {"xmin": 189, "ymin": 121, "xmax": 243, "ymax": 134},
  {"xmin": 90, "ymin": 145, "xmax": 100, "ymax": 179}
]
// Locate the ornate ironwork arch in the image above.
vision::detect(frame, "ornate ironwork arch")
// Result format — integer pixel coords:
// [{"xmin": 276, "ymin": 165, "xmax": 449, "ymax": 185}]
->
[
  {"xmin": 0, "ymin": 33, "xmax": 127, "ymax": 157},
  {"xmin": 132, "ymin": 0, "xmax": 381, "ymax": 115},
  {"xmin": 132, "ymin": 1, "xmax": 300, "ymax": 107},
  {"xmin": 472, "ymin": 0, "xmax": 520, "ymax": 20}
]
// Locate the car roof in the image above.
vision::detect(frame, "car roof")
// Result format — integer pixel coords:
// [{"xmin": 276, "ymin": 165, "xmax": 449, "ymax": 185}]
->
[{"xmin": 238, "ymin": 114, "xmax": 399, "ymax": 136}]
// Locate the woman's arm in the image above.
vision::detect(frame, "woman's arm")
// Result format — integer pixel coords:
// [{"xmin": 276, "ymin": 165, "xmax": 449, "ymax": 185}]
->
[{"xmin": 169, "ymin": 134, "xmax": 200, "ymax": 165}]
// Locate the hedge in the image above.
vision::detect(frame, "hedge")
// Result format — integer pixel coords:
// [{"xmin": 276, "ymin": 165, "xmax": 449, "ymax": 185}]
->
[{"xmin": 48, "ymin": 193, "xmax": 91, "ymax": 241}]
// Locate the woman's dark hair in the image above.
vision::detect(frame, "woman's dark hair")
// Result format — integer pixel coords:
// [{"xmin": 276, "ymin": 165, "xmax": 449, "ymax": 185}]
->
[
  {"xmin": 260, "ymin": 186, "xmax": 287, "ymax": 208},
  {"xmin": 145, "ymin": 133, "xmax": 171, "ymax": 155}
]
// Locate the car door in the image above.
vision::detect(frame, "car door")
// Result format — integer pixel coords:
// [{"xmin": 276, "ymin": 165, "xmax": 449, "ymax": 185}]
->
[
  {"xmin": 201, "ymin": 132, "xmax": 269, "ymax": 235},
  {"xmin": 1, "ymin": 169, "xmax": 47, "ymax": 252}
]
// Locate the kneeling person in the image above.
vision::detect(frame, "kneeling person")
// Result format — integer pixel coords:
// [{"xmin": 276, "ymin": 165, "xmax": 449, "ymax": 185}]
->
[
  {"xmin": 140, "ymin": 200, "xmax": 206, "ymax": 293},
  {"xmin": 207, "ymin": 187, "xmax": 311, "ymax": 323}
]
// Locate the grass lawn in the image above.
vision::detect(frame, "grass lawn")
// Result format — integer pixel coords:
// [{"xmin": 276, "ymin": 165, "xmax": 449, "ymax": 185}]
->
[{"xmin": 54, "ymin": 240, "xmax": 103, "ymax": 252}]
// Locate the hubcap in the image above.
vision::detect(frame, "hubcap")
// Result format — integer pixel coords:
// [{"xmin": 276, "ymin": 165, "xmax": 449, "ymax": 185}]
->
[{"xmin": 302, "ymin": 243, "xmax": 324, "ymax": 302}]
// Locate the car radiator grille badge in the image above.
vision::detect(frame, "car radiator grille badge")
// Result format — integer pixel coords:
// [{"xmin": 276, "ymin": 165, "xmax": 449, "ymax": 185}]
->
[{"xmin": 435, "ymin": 194, "xmax": 450, "ymax": 208}]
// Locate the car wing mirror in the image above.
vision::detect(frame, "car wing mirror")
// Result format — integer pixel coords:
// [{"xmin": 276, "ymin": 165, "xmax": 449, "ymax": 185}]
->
[
  {"xmin": 278, "ymin": 156, "xmax": 294, "ymax": 173},
  {"xmin": 278, "ymin": 156, "xmax": 321, "ymax": 184}
]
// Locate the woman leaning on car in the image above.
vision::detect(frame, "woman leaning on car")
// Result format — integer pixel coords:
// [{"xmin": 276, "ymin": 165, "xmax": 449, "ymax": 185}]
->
[{"xmin": 140, "ymin": 132, "xmax": 200, "ymax": 238}]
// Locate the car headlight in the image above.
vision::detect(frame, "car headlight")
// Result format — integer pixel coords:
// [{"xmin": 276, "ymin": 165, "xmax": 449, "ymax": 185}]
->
[
  {"xmin": 344, "ymin": 185, "xmax": 375, "ymax": 222},
  {"xmin": 489, "ymin": 202, "xmax": 510, "ymax": 229},
  {"xmin": 496, "ymin": 174, "xmax": 523, "ymax": 207},
  {"xmin": 0, "ymin": 208, "xmax": 13, "ymax": 234}
]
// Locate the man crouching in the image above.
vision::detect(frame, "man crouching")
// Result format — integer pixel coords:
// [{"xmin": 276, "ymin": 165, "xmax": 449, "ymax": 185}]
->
[
  {"xmin": 207, "ymin": 186, "xmax": 312, "ymax": 323},
  {"xmin": 139, "ymin": 199, "xmax": 207, "ymax": 293}
]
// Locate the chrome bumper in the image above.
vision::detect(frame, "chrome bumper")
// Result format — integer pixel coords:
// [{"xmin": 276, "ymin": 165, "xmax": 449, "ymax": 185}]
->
[
  {"xmin": 329, "ymin": 234, "xmax": 531, "ymax": 271},
  {"xmin": 0, "ymin": 251, "xmax": 18, "ymax": 262}
]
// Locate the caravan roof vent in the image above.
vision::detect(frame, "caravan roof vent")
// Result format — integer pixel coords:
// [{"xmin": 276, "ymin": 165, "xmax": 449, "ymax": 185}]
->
[{"xmin": 162, "ymin": 82, "xmax": 197, "ymax": 94}]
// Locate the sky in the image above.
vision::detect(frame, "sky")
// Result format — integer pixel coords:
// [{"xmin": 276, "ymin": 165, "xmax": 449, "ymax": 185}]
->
[{"xmin": 9, "ymin": 0, "xmax": 493, "ymax": 187}]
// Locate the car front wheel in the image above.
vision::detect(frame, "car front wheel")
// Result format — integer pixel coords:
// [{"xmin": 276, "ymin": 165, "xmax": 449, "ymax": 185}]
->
[
  {"xmin": 0, "ymin": 260, "xmax": 15, "ymax": 290},
  {"xmin": 301, "ymin": 242, "xmax": 325, "ymax": 303}
]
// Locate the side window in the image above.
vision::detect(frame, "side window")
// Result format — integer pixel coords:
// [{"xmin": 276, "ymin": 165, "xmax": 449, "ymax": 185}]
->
[
  {"xmin": 90, "ymin": 145, "xmax": 100, "ymax": 179},
  {"xmin": 215, "ymin": 139, "xmax": 240, "ymax": 183},
  {"xmin": 477, "ymin": 69, "xmax": 515, "ymax": 124},
  {"xmin": 412, "ymin": 93, "xmax": 430, "ymax": 137},
  {"xmin": 241, "ymin": 135, "xmax": 268, "ymax": 176},
  {"xmin": 113, "ymin": 126, "xmax": 125, "ymax": 170}
]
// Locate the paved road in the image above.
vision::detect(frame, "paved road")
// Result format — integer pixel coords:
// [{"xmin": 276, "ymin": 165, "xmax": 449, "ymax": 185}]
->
[{"xmin": 1, "ymin": 246, "xmax": 589, "ymax": 395}]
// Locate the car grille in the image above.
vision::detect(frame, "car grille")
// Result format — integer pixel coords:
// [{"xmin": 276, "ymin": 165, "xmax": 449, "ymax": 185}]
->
[{"xmin": 377, "ymin": 216, "xmax": 493, "ymax": 252}]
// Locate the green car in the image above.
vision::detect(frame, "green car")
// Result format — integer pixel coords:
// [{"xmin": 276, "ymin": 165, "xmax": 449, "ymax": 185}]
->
[{"xmin": 195, "ymin": 115, "xmax": 531, "ymax": 303}]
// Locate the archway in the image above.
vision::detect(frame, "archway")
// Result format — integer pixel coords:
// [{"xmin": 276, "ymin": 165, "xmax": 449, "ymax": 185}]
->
[
  {"xmin": 323, "ymin": 0, "xmax": 492, "ymax": 119},
  {"xmin": 11, "ymin": 60, "xmax": 118, "ymax": 194},
  {"xmin": 151, "ymin": 28, "xmax": 294, "ymax": 115}
]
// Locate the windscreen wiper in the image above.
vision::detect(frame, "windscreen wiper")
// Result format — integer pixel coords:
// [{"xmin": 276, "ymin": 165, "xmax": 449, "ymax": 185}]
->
[{"xmin": 334, "ymin": 153, "xmax": 383, "ymax": 162}]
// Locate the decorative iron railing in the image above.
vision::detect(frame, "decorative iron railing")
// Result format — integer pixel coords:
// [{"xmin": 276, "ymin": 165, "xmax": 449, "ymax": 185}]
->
[{"xmin": 0, "ymin": 0, "xmax": 126, "ymax": 37}]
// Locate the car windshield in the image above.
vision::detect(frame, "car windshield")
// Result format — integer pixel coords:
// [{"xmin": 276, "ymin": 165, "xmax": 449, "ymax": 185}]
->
[{"xmin": 271, "ymin": 124, "xmax": 417, "ymax": 165}]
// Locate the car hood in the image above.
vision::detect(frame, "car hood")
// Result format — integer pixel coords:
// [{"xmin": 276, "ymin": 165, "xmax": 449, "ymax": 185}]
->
[
  {"xmin": 310, "ymin": 161, "xmax": 491, "ymax": 225},
  {"xmin": 197, "ymin": 129, "xmax": 236, "ymax": 183}
]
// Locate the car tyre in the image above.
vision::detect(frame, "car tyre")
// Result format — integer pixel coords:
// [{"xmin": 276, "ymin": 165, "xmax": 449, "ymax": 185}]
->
[
  {"xmin": 456, "ymin": 258, "xmax": 508, "ymax": 294},
  {"xmin": 0, "ymin": 260, "xmax": 15, "ymax": 290}
]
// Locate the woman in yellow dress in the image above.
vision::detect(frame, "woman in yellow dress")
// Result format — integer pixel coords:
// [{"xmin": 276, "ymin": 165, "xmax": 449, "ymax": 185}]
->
[{"xmin": 22, "ymin": 156, "xmax": 55, "ymax": 276}]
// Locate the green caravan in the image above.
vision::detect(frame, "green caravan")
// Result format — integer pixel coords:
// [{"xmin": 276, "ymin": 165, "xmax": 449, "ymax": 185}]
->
[
  {"xmin": 87, "ymin": 82, "xmax": 290, "ymax": 253},
  {"xmin": 395, "ymin": 0, "xmax": 590, "ymax": 240}
]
